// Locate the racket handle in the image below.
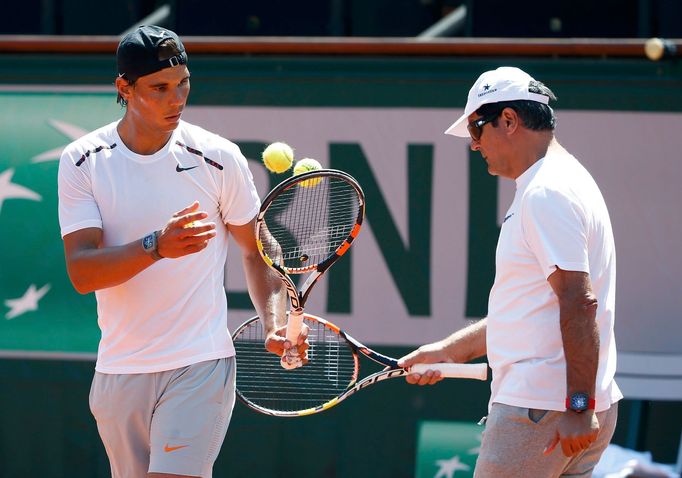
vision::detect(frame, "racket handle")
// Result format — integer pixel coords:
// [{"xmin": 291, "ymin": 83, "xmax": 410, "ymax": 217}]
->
[
  {"xmin": 410, "ymin": 362, "xmax": 488, "ymax": 381},
  {"xmin": 281, "ymin": 310, "xmax": 304, "ymax": 370},
  {"xmin": 285, "ymin": 309, "xmax": 303, "ymax": 343}
]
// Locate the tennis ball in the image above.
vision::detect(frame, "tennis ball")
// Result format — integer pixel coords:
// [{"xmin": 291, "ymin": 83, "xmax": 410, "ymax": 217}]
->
[
  {"xmin": 262, "ymin": 142, "xmax": 294, "ymax": 174},
  {"xmin": 293, "ymin": 158, "xmax": 323, "ymax": 187},
  {"xmin": 645, "ymin": 38, "xmax": 665, "ymax": 61}
]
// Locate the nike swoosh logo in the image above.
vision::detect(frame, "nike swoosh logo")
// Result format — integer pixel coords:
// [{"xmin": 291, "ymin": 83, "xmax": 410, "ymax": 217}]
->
[
  {"xmin": 164, "ymin": 443, "xmax": 189, "ymax": 453},
  {"xmin": 176, "ymin": 164, "xmax": 198, "ymax": 172}
]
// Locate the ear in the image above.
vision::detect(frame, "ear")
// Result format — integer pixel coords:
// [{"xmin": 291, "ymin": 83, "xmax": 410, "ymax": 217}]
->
[
  {"xmin": 115, "ymin": 76, "xmax": 133, "ymax": 104},
  {"xmin": 500, "ymin": 107, "xmax": 520, "ymax": 135}
]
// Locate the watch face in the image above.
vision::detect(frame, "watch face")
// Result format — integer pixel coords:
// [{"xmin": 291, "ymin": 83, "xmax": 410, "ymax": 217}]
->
[
  {"xmin": 143, "ymin": 234, "xmax": 154, "ymax": 250},
  {"xmin": 570, "ymin": 393, "xmax": 588, "ymax": 411}
]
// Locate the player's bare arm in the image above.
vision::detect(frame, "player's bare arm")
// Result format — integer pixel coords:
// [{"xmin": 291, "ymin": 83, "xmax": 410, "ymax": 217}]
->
[
  {"xmin": 63, "ymin": 201, "xmax": 216, "ymax": 294},
  {"xmin": 398, "ymin": 318, "xmax": 487, "ymax": 385},
  {"xmin": 544, "ymin": 267, "xmax": 600, "ymax": 457},
  {"xmin": 227, "ymin": 217, "xmax": 296, "ymax": 358}
]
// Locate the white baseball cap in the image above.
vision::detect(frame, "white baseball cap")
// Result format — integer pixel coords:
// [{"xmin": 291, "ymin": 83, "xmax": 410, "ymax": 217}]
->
[{"xmin": 444, "ymin": 67, "xmax": 550, "ymax": 138}]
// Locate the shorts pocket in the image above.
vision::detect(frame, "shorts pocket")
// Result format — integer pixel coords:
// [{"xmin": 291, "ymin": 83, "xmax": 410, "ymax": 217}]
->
[{"xmin": 528, "ymin": 408, "xmax": 550, "ymax": 424}]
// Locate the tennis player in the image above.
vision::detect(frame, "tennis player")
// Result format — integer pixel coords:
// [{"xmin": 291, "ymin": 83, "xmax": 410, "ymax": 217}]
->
[
  {"xmin": 57, "ymin": 25, "xmax": 300, "ymax": 478},
  {"xmin": 399, "ymin": 67, "xmax": 622, "ymax": 477}
]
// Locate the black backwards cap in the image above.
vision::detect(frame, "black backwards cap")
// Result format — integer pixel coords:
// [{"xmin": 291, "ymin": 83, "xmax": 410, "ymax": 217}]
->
[{"xmin": 117, "ymin": 25, "xmax": 187, "ymax": 80}]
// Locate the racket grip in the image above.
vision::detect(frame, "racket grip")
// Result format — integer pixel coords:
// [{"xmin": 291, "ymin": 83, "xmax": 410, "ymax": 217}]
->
[
  {"xmin": 410, "ymin": 362, "xmax": 488, "ymax": 381},
  {"xmin": 285, "ymin": 309, "xmax": 303, "ymax": 343},
  {"xmin": 281, "ymin": 310, "xmax": 304, "ymax": 370}
]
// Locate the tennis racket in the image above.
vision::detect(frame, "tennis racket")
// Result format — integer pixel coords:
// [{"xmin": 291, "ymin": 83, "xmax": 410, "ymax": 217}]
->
[
  {"xmin": 256, "ymin": 168, "xmax": 365, "ymax": 369},
  {"xmin": 232, "ymin": 313, "xmax": 489, "ymax": 417}
]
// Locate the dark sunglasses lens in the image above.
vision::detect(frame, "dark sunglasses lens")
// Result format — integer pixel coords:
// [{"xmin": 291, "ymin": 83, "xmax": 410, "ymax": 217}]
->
[{"xmin": 468, "ymin": 123, "xmax": 481, "ymax": 141}]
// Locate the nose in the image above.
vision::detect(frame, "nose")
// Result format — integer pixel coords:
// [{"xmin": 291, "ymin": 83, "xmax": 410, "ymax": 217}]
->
[
  {"xmin": 469, "ymin": 138, "xmax": 481, "ymax": 151},
  {"xmin": 171, "ymin": 87, "xmax": 187, "ymax": 106}
]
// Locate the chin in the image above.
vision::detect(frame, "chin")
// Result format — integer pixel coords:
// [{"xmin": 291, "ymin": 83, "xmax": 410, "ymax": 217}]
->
[{"xmin": 162, "ymin": 120, "xmax": 181, "ymax": 131}]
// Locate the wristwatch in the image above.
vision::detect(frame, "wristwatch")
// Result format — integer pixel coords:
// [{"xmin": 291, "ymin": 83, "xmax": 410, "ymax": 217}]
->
[
  {"xmin": 142, "ymin": 231, "xmax": 163, "ymax": 261},
  {"xmin": 566, "ymin": 392, "xmax": 595, "ymax": 412}
]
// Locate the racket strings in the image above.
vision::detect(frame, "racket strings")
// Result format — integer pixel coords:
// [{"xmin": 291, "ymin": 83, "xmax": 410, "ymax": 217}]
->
[
  {"xmin": 260, "ymin": 176, "xmax": 361, "ymax": 270},
  {"xmin": 234, "ymin": 318, "xmax": 358, "ymax": 412}
]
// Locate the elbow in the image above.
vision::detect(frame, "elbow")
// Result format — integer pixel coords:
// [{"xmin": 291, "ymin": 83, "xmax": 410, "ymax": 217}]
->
[
  {"xmin": 71, "ymin": 280, "xmax": 94, "ymax": 295},
  {"xmin": 67, "ymin": 271, "xmax": 95, "ymax": 295},
  {"xmin": 74, "ymin": 285, "xmax": 94, "ymax": 295},
  {"xmin": 581, "ymin": 293, "xmax": 599, "ymax": 315},
  {"xmin": 558, "ymin": 290, "xmax": 598, "ymax": 313}
]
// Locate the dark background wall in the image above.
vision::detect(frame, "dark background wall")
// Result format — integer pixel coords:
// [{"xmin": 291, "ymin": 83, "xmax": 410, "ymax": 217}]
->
[{"xmin": 2, "ymin": 0, "xmax": 682, "ymax": 38}]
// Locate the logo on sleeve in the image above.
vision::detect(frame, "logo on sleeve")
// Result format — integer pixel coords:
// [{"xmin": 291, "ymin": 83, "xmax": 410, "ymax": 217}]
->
[{"xmin": 503, "ymin": 213, "xmax": 515, "ymax": 223}]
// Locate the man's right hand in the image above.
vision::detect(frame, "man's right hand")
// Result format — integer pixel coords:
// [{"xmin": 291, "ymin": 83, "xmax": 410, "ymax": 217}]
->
[
  {"xmin": 397, "ymin": 341, "xmax": 452, "ymax": 385},
  {"xmin": 157, "ymin": 201, "xmax": 217, "ymax": 258}
]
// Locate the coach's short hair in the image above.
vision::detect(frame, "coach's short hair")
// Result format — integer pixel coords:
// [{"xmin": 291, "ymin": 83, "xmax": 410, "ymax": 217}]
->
[{"xmin": 476, "ymin": 81, "xmax": 558, "ymax": 131}]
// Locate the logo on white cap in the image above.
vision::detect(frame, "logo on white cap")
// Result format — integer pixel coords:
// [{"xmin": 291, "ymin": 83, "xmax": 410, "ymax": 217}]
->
[
  {"xmin": 478, "ymin": 84, "xmax": 497, "ymax": 98},
  {"xmin": 445, "ymin": 67, "xmax": 550, "ymax": 138}
]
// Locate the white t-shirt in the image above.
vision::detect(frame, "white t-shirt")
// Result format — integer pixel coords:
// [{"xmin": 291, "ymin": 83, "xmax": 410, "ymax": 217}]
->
[
  {"xmin": 58, "ymin": 120, "xmax": 260, "ymax": 374},
  {"xmin": 487, "ymin": 152, "xmax": 622, "ymax": 412}
]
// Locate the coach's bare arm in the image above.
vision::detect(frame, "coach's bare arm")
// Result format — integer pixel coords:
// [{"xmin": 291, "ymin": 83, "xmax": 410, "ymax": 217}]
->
[
  {"xmin": 398, "ymin": 318, "xmax": 487, "ymax": 385},
  {"xmin": 63, "ymin": 202, "xmax": 214, "ymax": 294},
  {"xmin": 544, "ymin": 267, "xmax": 600, "ymax": 457}
]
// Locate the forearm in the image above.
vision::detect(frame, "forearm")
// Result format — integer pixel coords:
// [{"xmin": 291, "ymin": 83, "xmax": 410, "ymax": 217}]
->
[
  {"xmin": 242, "ymin": 251, "xmax": 287, "ymax": 336},
  {"xmin": 441, "ymin": 318, "xmax": 488, "ymax": 362},
  {"xmin": 66, "ymin": 240, "xmax": 155, "ymax": 294},
  {"xmin": 560, "ymin": 298, "xmax": 599, "ymax": 398}
]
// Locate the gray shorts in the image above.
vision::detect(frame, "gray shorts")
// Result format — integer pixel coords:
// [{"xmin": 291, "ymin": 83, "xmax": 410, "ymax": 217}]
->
[
  {"xmin": 89, "ymin": 357, "xmax": 236, "ymax": 478},
  {"xmin": 474, "ymin": 402, "xmax": 618, "ymax": 478}
]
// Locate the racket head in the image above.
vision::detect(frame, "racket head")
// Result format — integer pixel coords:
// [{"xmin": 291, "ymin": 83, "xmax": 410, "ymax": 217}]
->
[
  {"xmin": 255, "ymin": 169, "xmax": 365, "ymax": 275},
  {"xmin": 232, "ymin": 313, "xmax": 360, "ymax": 417}
]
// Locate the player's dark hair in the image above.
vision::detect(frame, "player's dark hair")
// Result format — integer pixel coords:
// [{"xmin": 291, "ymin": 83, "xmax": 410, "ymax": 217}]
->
[
  {"xmin": 476, "ymin": 81, "xmax": 558, "ymax": 131},
  {"xmin": 116, "ymin": 38, "xmax": 183, "ymax": 107}
]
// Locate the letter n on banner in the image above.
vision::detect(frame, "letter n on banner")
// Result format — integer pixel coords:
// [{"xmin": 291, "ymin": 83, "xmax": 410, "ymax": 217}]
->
[{"xmin": 329, "ymin": 143, "xmax": 432, "ymax": 316}]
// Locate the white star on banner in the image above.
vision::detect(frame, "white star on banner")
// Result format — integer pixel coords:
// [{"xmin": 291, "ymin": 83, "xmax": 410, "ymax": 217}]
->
[
  {"xmin": 4, "ymin": 284, "xmax": 51, "ymax": 320},
  {"xmin": 0, "ymin": 168, "xmax": 42, "ymax": 214},
  {"xmin": 32, "ymin": 119, "xmax": 88, "ymax": 163},
  {"xmin": 434, "ymin": 454, "xmax": 471, "ymax": 478}
]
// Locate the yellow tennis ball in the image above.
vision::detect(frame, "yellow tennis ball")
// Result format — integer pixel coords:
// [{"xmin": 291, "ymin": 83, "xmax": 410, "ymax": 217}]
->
[
  {"xmin": 293, "ymin": 158, "xmax": 322, "ymax": 187},
  {"xmin": 644, "ymin": 37, "xmax": 665, "ymax": 61},
  {"xmin": 262, "ymin": 142, "xmax": 294, "ymax": 174}
]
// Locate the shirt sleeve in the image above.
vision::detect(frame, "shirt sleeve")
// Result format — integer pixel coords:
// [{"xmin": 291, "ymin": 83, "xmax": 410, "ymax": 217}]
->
[
  {"xmin": 57, "ymin": 144, "xmax": 103, "ymax": 237},
  {"xmin": 218, "ymin": 143, "xmax": 261, "ymax": 226},
  {"xmin": 521, "ymin": 186, "xmax": 589, "ymax": 278}
]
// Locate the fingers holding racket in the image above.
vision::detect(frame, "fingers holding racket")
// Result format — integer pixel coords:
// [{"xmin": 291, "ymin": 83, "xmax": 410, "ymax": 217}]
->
[
  {"xmin": 264, "ymin": 318, "xmax": 310, "ymax": 365},
  {"xmin": 398, "ymin": 346, "xmax": 488, "ymax": 385},
  {"xmin": 281, "ymin": 310, "xmax": 311, "ymax": 369}
]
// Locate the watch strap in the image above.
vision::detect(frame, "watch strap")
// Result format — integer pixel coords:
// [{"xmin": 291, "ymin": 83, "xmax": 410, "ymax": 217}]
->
[{"xmin": 151, "ymin": 231, "xmax": 163, "ymax": 260}]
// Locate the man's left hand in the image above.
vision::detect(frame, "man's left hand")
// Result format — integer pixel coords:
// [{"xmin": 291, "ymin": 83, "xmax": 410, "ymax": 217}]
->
[
  {"xmin": 264, "ymin": 323, "xmax": 310, "ymax": 365},
  {"xmin": 543, "ymin": 410, "xmax": 600, "ymax": 457}
]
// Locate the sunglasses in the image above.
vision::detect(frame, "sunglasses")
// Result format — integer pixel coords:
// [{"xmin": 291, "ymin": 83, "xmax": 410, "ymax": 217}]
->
[{"xmin": 467, "ymin": 111, "xmax": 503, "ymax": 141}]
